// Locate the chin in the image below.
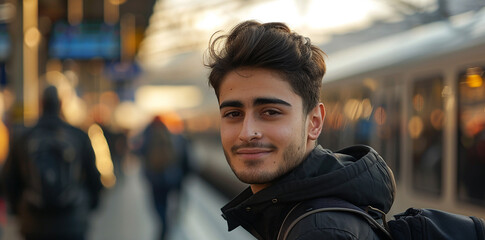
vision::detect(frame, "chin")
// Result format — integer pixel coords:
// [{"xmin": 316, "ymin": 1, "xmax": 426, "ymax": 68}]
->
[{"xmin": 233, "ymin": 167, "xmax": 282, "ymax": 184}]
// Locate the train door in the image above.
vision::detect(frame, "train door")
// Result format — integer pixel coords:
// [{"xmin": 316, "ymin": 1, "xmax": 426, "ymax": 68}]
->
[
  {"xmin": 409, "ymin": 75, "xmax": 445, "ymax": 196},
  {"xmin": 456, "ymin": 65, "xmax": 485, "ymax": 206}
]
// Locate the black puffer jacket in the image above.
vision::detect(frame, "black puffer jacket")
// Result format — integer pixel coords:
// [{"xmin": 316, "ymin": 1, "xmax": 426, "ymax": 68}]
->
[{"xmin": 221, "ymin": 145, "xmax": 396, "ymax": 240}]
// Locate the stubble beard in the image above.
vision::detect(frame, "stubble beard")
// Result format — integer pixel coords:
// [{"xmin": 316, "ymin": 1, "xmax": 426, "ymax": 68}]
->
[{"xmin": 223, "ymin": 134, "xmax": 307, "ymax": 185}]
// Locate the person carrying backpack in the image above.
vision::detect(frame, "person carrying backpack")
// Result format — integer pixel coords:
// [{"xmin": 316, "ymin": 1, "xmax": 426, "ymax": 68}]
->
[
  {"xmin": 137, "ymin": 115, "xmax": 183, "ymax": 240},
  {"xmin": 205, "ymin": 20, "xmax": 396, "ymax": 240},
  {"xmin": 1, "ymin": 85, "xmax": 103, "ymax": 240},
  {"xmin": 206, "ymin": 20, "xmax": 485, "ymax": 240}
]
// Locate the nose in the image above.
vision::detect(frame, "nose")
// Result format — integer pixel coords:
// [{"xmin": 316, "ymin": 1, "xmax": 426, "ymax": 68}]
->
[{"xmin": 238, "ymin": 114, "xmax": 262, "ymax": 142}]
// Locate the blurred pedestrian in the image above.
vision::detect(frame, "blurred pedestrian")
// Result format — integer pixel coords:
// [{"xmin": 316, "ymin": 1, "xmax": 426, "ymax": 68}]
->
[
  {"xmin": 137, "ymin": 115, "xmax": 183, "ymax": 240},
  {"xmin": 205, "ymin": 20, "xmax": 396, "ymax": 240},
  {"xmin": 1, "ymin": 85, "xmax": 103, "ymax": 240}
]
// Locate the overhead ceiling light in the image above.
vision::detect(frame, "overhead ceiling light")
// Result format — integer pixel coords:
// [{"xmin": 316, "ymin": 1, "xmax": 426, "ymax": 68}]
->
[
  {"xmin": 135, "ymin": 85, "xmax": 202, "ymax": 114},
  {"xmin": 466, "ymin": 67, "xmax": 483, "ymax": 88}
]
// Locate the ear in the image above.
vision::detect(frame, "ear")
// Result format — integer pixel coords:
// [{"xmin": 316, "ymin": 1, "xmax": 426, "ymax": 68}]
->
[{"xmin": 307, "ymin": 103, "xmax": 325, "ymax": 141}]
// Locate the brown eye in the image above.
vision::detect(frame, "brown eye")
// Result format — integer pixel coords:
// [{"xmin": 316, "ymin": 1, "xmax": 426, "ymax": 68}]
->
[
  {"xmin": 262, "ymin": 109, "xmax": 281, "ymax": 116},
  {"xmin": 224, "ymin": 111, "xmax": 242, "ymax": 118}
]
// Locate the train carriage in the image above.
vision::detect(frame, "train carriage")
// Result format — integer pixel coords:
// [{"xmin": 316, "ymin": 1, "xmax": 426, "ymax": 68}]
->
[{"xmin": 319, "ymin": 8, "xmax": 485, "ymax": 218}]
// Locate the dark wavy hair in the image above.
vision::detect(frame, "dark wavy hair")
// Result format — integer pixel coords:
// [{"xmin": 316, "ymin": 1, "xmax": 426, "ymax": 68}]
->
[{"xmin": 205, "ymin": 20, "xmax": 326, "ymax": 114}]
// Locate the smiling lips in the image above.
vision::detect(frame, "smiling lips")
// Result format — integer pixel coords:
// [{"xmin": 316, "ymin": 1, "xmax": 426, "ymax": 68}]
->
[{"xmin": 235, "ymin": 148, "xmax": 273, "ymax": 160}]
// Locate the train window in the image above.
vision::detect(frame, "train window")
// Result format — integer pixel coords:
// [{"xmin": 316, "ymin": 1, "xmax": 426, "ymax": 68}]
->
[
  {"xmin": 410, "ymin": 75, "xmax": 444, "ymax": 196},
  {"xmin": 457, "ymin": 66, "xmax": 485, "ymax": 206},
  {"xmin": 320, "ymin": 78, "xmax": 401, "ymax": 181},
  {"xmin": 320, "ymin": 82, "xmax": 374, "ymax": 150},
  {"xmin": 372, "ymin": 80, "xmax": 402, "ymax": 181}
]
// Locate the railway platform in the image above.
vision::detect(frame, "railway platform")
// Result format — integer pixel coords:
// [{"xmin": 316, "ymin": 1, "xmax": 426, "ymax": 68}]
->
[{"xmin": 0, "ymin": 158, "xmax": 253, "ymax": 240}]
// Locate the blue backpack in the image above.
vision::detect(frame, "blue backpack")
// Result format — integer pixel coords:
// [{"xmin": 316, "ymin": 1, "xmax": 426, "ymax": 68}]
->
[{"xmin": 278, "ymin": 197, "xmax": 485, "ymax": 240}]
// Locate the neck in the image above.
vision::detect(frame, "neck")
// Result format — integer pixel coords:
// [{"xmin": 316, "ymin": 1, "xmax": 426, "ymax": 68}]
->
[{"xmin": 250, "ymin": 183, "xmax": 271, "ymax": 194}]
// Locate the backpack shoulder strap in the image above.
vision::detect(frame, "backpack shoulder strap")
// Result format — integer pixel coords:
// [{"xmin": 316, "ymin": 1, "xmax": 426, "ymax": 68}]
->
[
  {"xmin": 277, "ymin": 197, "xmax": 392, "ymax": 240},
  {"xmin": 471, "ymin": 216, "xmax": 485, "ymax": 240}
]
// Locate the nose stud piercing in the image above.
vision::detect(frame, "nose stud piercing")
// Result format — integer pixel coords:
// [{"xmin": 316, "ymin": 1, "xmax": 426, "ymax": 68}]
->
[{"xmin": 248, "ymin": 132, "xmax": 261, "ymax": 142}]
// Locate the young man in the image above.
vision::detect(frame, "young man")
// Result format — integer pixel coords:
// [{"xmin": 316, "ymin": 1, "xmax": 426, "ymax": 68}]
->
[{"xmin": 205, "ymin": 20, "xmax": 396, "ymax": 240}]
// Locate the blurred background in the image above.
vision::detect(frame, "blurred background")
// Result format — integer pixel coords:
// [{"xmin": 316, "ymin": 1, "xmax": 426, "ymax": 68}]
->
[{"xmin": 1, "ymin": 0, "xmax": 485, "ymax": 239}]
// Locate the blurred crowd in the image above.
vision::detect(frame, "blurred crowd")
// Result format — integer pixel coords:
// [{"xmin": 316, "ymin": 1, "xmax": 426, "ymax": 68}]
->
[{"xmin": 0, "ymin": 85, "xmax": 194, "ymax": 240}]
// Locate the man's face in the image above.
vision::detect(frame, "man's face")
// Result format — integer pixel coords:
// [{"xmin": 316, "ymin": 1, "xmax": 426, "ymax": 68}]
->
[{"xmin": 218, "ymin": 68, "xmax": 312, "ymax": 187}]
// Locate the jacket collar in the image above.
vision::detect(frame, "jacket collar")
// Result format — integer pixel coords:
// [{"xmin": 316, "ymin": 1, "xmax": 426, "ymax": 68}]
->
[
  {"xmin": 220, "ymin": 146, "xmax": 329, "ymax": 237},
  {"xmin": 220, "ymin": 144, "xmax": 395, "ymax": 239}
]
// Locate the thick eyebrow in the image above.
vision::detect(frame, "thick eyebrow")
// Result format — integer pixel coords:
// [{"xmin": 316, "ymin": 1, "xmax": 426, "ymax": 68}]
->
[
  {"xmin": 254, "ymin": 97, "xmax": 292, "ymax": 107},
  {"xmin": 219, "ymin": 97, "xmax": 292, "ymax": 110},
  {"xmin": 220, "ymin": 100, "xmax": 243, "ymax": 109}
]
